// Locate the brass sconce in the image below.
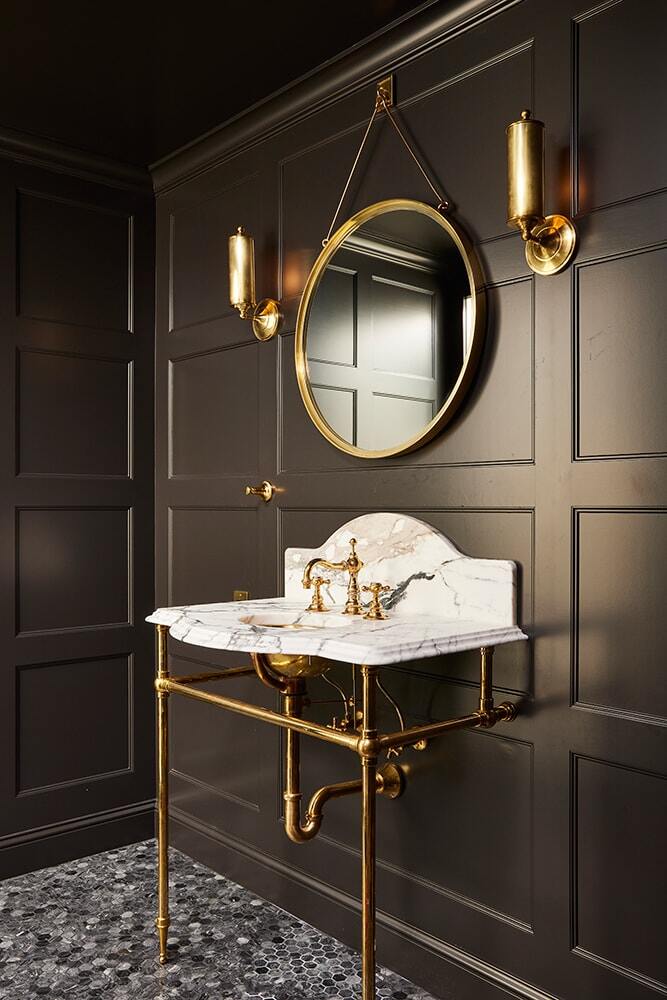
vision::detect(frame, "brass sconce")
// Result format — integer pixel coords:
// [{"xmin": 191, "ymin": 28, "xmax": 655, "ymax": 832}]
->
[
  {"xmin": 228, "ymin": 226, "xmax": 281, "ymax": 341},
  {"xmin": 506, "ymin": 110, "xmax": 577, "ymax": 275}
]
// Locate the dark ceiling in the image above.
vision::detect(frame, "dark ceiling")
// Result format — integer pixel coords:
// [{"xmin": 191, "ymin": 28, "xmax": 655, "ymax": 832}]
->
[{"xmin": 2, "ymin": 0, "xmax": 430, "ymax": 167}]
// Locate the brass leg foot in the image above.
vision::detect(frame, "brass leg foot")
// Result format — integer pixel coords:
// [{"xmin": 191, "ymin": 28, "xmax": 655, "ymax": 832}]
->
[{"xmin": 156, "ymin": 916, "xmax": 170, "ymax": 964}]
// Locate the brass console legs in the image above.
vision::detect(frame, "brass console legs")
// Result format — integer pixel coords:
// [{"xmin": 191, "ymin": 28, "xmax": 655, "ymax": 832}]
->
[
  {"xmin": 360, "ymin": 665, "xmax": 378, "ymax": 1000},
  {"xmin": 152, "ymin": 636, "xmax": 518, "ymax": 995},
  {"xmin": 155, "ymin": 624, "xmax": 170, "ymax": 965}
]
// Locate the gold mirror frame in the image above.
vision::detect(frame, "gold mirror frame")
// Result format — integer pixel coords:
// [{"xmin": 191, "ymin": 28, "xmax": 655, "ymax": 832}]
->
[{"xmin": 295, "ymin": 199, "xmax": 486, "ymax": 459}]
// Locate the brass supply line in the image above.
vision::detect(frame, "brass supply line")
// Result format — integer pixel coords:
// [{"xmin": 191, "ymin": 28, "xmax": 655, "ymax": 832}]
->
[
  {"xmin": 283, "ymin": 679, "xmax": 404, "ymax": 844},
  {"xmin": 375, "ymin": 675, "xmax": 405, "ymax": 755},
  {"xmin": 376, "ymin": 645, "xmax": 517, "ymax": 751}
]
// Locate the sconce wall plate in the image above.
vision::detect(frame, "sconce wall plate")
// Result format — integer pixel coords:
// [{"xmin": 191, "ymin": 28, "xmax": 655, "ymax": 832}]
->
[
  {"xmin": 250, "ymin": 298, "xmax": 281, "ymax": 341},
  {"xmin": 525, "ymin": 213, "xmax": 577, "ymax": 276},
  {"xmin": 506, "ymin": 110, "xmax": 577, "ymax": 276},
  {"xmin": 228, "ymin": 226, "xmax": 282, "ymax": 340}
]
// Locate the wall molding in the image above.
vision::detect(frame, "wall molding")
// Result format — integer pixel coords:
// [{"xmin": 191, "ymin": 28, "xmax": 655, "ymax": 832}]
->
[
  {"xmin": 569, "ymin": 753, "xmax": 667, "ymax": 995},
  {"xmin": 570, "ymin": 507, "xmax": 667, "ymax": 722},
  {"xmin": 171, "ymin": 806, "xmax": 558, "ymax": 1000},
  {"xmin": 0, "ymin": 799, "xmax": 154, "ymax": 880},
  {"xmin": 170, "ymin": 768, "xmax": 260, "ymax": 813},
  {"xmin": 572, "ymin": 242, "xmax": 667, "ymax": 462},
  {"xmin": 0, "ymin": 124, "xmax": 151, "ymax": 193},
  {"xmin": 150, "ymin": 0, "xmax": 522, "ymax": 193}
]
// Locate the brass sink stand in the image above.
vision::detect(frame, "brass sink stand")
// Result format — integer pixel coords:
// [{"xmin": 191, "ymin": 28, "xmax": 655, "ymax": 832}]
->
[{"xmin": 154, "ymin": 625, "xmax": 517, "ymax": 999}]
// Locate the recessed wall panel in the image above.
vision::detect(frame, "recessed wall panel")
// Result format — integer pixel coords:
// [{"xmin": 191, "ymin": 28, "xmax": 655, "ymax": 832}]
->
[
  {"xmin": 169, "ymin": 507, "xmax": 258, "ymax": 607},
  {"xmin": 170, "ymin": 177, "xmax": 259, "ymax": 331},
  {"xmin": 17, "ymin": 655, "xmax": 130, "ymax": 793},
  {"xmin": 18, "ymin": 351, "xmax": 130, "ymax": 477},
  {"xmin": 576, "ymin": 510, "xmax": 667, "ymax": 721},
  {"xmin": 576, "ymin": 0, "xmax": 667, "ymax": 212},
  {"xmin": 169, "ymin": 344, "xmax": 259, "ymax": 477},
  {"xmin": 577, "ymin": 247, "xmax": 667, "ymax": 459},
  {"xmin": 371, "ymin": 393, "xmax": 434, "ymax": 450},
  {"xmin": 17, "ymin": 508, "xmax": 130, "ymax": 633},
  {"xmin": 370, "ymin": 279, "xmax": 434, "ymax": 378},
  {"xmin": 307, "ymin": 266, "xmax": 356, "ymax": 365},
  {"xmin": 575, "ymin": 756, "xmax": 667, "ymax": 989},
  {"xmin": 311, "ymin": 385, "xmax": 355, "ymax": 444},
  {"xmin": 171, "ymin": 662, "xmax": 261, "ymax": 812},
  {"xmin": 17, "ymin": 191, "xmax": 130, "ymax": 331}
]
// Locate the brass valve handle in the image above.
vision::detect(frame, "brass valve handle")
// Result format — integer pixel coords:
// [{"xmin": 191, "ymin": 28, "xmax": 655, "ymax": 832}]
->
[
  {"xmin": 361, "ymin": 583, "xmax": 391, "ymax": 621},
  {"xmin": 307, "ymin": 577, "xmax": 330, "ymax": 613},
  {"xmin": 244, "ymin": 480, "xmax": 275, "ymax": 503}
]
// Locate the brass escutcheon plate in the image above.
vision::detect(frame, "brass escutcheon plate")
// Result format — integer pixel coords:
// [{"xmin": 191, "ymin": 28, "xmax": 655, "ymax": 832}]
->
[{"xmin": 526, "ymin": 213, "xmax": 577, "ymax": 275}]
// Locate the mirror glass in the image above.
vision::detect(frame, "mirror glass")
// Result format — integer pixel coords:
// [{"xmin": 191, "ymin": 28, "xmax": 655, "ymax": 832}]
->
[{"xmin": 296, "ymin": 201, "xmax": 483, "ymax": 458}]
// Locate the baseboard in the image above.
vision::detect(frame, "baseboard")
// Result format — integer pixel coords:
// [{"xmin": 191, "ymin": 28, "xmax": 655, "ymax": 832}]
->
[
  {"xmin": 171, "ymin": 806, "xmax": 557, "ymax": 1000},
  {"xmin": 0, "ymin": 799, "xmax": 155, "ymax": 880}
]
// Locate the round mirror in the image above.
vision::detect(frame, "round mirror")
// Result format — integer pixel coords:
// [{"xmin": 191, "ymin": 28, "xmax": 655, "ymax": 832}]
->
[{"xmin": 295, "ymin": 199, "xmax": 485, "ymax": 458}]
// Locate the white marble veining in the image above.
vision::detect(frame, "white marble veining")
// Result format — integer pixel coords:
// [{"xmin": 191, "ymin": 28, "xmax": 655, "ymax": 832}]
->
[
  {"xmin": 147, "ymin": 513, "xmax": 527, "ymax": 666},
  {"xmin": 285, "ymin": 513, "xmax": 518, "ymax": 625}
]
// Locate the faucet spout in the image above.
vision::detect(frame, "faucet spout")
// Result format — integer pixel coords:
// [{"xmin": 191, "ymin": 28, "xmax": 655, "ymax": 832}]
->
[
  {"xmin": 302, "ymin": 557, "xmax": 346, "ymax": 590},
  {"xmin": 301, "ymin": 538, "xmax": 364, "ymax": 615}
]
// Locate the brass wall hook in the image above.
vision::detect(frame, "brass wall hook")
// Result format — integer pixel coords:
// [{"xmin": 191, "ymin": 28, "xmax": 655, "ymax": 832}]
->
[
  {"xmin": 375, "ymin": 75, "xmax": 394, "ymax": 111},
  {"xmin": 321, "ymin": 74, "xmax": 450, "ymax": 247},
  {"xmin": 244, "ymin": 480, "xmax": 275, "ymax": 502}
]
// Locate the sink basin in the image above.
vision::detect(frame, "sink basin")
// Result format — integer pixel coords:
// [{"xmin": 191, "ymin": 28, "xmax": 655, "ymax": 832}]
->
[
  {"xmin": 263, "ymin": 651, "xmax": 331, "ymax": 678},
  {"xmin": 239, "ymin": 611, "xmax": 347, "ymax": 630},
  {"xmin": 239, "ymin": 610, "xmax": 349, "ymax": 676}
]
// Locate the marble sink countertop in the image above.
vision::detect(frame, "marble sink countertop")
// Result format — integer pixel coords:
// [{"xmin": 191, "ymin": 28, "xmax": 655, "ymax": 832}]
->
[
  {"xmin": 146, "ymin": 597, "xmax": 527, "ymax": 666},
  {"xmin": 148, "ymin": 513, "xmax": 528, "ymax": 666}
]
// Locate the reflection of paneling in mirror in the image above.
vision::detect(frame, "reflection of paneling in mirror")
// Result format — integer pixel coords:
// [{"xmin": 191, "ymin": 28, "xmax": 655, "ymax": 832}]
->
[
  {"xmin": 311, "ymin": 384, "xmax": 356, "ymax": 443},
  {"xmin": 307, "ymin": 265, "xmax": 357, "ymax": 366},
  {"xmin": 305, "ymin": 208, "xmax": 472, "ymax": 452}
]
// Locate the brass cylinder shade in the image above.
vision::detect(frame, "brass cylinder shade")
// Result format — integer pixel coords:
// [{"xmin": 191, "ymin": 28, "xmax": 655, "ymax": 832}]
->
[
  {"xmin": 228, "ymin": 226, "xmax": 256, "ymax": 312},
  {"xmin": 506, "ymin": 110, "xmax": 545, "ymax": 230}
]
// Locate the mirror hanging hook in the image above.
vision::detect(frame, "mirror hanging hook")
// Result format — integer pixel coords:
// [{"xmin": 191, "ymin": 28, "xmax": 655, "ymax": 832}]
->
[
  {"xmin": 321, "ymin": 74, "xmax": 450, "ymax": 248},
  {"xmin": 379, "ymin": 91, "xmax": 450, "ymax": 210}
]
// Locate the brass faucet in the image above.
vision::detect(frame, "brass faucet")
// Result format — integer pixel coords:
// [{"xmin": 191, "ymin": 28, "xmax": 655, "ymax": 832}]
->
[{"xmin": 302, "ymin": 537, "xmax": 364, "ymax": 615}]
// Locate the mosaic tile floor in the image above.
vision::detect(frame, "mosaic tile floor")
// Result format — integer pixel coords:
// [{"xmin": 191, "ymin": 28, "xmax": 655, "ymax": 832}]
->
[{"xmin": 0, "ymin": 840, "xmax": 436, "ymax": 999}]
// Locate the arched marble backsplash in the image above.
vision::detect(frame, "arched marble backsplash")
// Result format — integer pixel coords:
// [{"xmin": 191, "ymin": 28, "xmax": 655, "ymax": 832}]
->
[{"xmin": 284, "ymin": 512, "xmax": 517, "ymax": 626}]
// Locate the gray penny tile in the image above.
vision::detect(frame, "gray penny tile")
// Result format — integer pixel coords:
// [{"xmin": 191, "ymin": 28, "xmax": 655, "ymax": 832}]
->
[{"xmin": 0, "ymin": 840, "xmax": 436, "ymax": 1000}]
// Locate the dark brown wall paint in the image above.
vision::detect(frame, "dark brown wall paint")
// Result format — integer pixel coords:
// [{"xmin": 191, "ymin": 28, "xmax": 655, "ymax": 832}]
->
[
  {"xmin": 0, "ymin": 150, "xmax": 156, "ymax": 876},
  {"xmin": 154, "ymin": 1, "xmax": 667, "ymax": 998},
  {"xmin": 0, "ymin": 0, "xmax": 428, "ymax": 165}
]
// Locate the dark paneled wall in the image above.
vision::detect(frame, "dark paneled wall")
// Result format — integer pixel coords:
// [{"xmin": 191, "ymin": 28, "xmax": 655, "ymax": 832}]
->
[
  {"xmin": 0, "ymin": 145, "xmax": 156, "ymax": 876},
  {"xmin": 152, "ymin": 2, "xmax": 666, "ymax": 998}
]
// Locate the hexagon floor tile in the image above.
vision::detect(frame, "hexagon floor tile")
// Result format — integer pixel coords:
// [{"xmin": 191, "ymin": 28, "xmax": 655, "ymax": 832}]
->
[{"xmin": 0, "ymin": 840, "xmax": 437, "ymax": 999}]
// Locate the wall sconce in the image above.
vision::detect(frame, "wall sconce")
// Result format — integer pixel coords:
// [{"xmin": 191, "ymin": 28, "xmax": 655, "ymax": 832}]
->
[
  {"xmin": 228, "ymin": 226, "xmax": 281, "ymax": 341},
  {"xmin": 506, "ymin": 110, "xmax": 577, "ymax": 275}
]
